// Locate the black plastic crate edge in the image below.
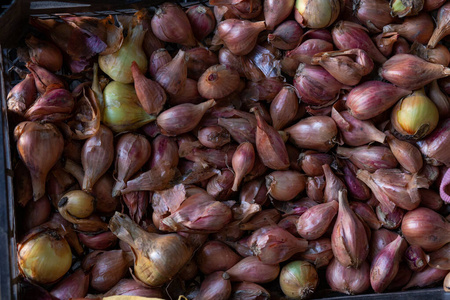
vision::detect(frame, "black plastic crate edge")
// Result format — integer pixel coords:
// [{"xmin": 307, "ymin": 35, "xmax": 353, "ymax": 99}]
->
[{"xmin": 0, "ymin": 45, "xmax": 18, "ymax": 300}]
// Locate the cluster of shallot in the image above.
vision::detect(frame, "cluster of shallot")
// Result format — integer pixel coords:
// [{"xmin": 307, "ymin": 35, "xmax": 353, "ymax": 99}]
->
[{"xmin": 6, "ymin": 0, "xmax": 450, "ymax": 299}]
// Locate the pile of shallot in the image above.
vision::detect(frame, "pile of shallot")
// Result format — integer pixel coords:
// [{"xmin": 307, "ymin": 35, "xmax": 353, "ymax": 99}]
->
[{"xmin": 6, "ymin": 0, "xmax": 450, "ymax": 299}]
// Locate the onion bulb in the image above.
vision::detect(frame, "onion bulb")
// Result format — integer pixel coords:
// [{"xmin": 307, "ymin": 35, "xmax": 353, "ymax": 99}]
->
[
  {"xmin": 102, "ymin": 81, "xmax": 156, "ymax": 133},
  {"xmin": 18, "ymin": 229, "xmax": 72, "ymax": 284},
  {"xmin": 99, "ymin": 22, "xmax": 147, "ymax": 84},
  {"xmin": 279, "ymin": 260, "xmax": 319, "ymax": 299},
  {"xmin": 391, "ymin": 89, "xmax": 439, "ymax": 139}
]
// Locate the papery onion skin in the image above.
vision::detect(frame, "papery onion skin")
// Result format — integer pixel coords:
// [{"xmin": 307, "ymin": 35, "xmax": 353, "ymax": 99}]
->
[
  {"xmin": 18, "ymin": 229, "xmax": 72, "ymax": 284},
  {"xmin": 326, "ymin": 258, "xmax": 370, "ymax": 295},
  {"xmin": 401, "ymin": 207, "xmax": 450, "ymax": 252},
  {"xmin": 286, "ymin": 116, "xmax": 338, "ymax": 152},
  {"xmin": 279, "ymin": 260, "xmax": 319, "ymax": 299}
]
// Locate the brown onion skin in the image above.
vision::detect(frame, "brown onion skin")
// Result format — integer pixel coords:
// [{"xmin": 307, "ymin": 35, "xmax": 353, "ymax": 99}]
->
[
  {"xmin": 230, "ymin": 282, "xmax": 270, "ymax": 300},
  {"xmin": 370, "ymin": 235, "xmax": 408, "ymax": 293},
  {"xmin": 299, "ymin": 151, "xmax": 334, "ymax": 176},
  {"xmin": 332, "ymin": 21, "xmax": 387, "ymax": 64},
  {"xmin": 50, "ymin": 268, "xmax": 89, "ymax": 299},
  {"xmin": 381, "ymin": 54, "xmax": 450, "ymax": 91},
  {"xmin": 331, "ymin": 190, "xmax": 369, "ymax": 269},
  {"xmin": 186, "ymin": 5, "xmax": 216, "ymax": 42},
  {"xmin": 151, "ymin": 3, "xmax": 196, "ymax": 47},
  {"xmin": 286, "ymin": 116, "xmax": 338, "ymax": 152},
  {"xmin": 266, "ymin": 170, "xmax": 307, "ymax": 201},
  {"xmin": 195, "ymin": 271, "xmax": 232, "ymax": 300},
  {"xmin": 354, "ymin": 0, "xmax": 395, "ymax": 32},
  {"xmin": 401, "ymin": 207, "xmax": 450, "ymax": 252},
  {"xmin": 224, "ymin": 256, "xmax": 280, "ymax": 283},
  {"xmin": 297, "ymin": 238, "xmax": 333, "ymax": 268},
  {"xmin": 196, "ymin": 241, "xmax": 242, "ymax": 275},
  {"xmin": 346, "ymin": 81, "xmax": 412, "ymax": 120},
  {"xmin": 186, "ymin": 47, "xmax": 219, "ymax": 81},
  {"xmin": 383, "ymin": 12, "xmax": 434, "ymax": 45},
  {"xmin": 326, "ymin": 258, "xmax": 370, "ymax": 295},
  {"xmin": 297, "ymin": 201, "xmax": 339, "ymax": 240}
]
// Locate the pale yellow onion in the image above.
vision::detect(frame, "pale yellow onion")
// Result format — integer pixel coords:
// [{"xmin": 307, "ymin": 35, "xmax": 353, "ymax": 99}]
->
[
  {"xmin": 99, "ymin": 23, "xmax": 147, "ymax": 84},
  {"xmin": 391, "ymin": 88, "xmax": 439, "ymax": 139},
  {"xmin": 18, "ymin": 230, "xmax": 72, "ymax": 284},
  {"xmin": 102, "ymin": 81, "xmax": 155, "ymax": 133}
]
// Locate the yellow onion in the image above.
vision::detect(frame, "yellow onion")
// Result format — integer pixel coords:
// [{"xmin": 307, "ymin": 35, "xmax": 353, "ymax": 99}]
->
[
  {"xmin": 102, "ymin": 81, "xmax": 155, "ymax": 132},
  {"xmin": 18, "ymin": 228, "xmax": 72, "ymax": 284},
  {"xmin": 99, "ymin": 23, "xmax": 147, "ymax": 84},
  {"xmin": 391, "ymin": 89, "xmax": 439, "ymax": 139},
  {"xmin": 58, "ymin": 190, "xmax": 95, "ymax": 219},
  {"xmin": 295, "ymin": 0, "xmax": 341, "ymax": 29},
  {"xmin": 279, "ymin": 260, "xmax": 319, "ymax": 299}
]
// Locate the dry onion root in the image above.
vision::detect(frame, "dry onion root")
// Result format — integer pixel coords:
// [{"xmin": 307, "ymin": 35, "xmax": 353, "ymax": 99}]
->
[{"xmin": 6, "ymin": 1, "xmax": 450, "ymax": 299}]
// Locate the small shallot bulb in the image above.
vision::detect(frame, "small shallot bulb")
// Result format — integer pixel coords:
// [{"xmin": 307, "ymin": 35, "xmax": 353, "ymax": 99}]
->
[
  {"xmin": 354, "ymin": 0, "xmax": 395, "ymax": 32},
  {"xmin": 50, "ymin": 268, "xmax": 89, "ymax": 299},
  {"xmin": 336, "ymin": 146, "xmax": 398, "ymax": 172},
  {"xmin": 195, "ymin": 271, "xmax": 232, "ymax": 300},
  {"xmin": 285, "ymin": 116, "xmax": 338, "ymax": 152},
  {"xmin": 346, "ymin": 81, "xmax": 412, "ymax": 120},
  {"xmin": 232, "ymin": 142, "xmax": 255, "ymax": 191},
  {"xmin": 370, "ymin": 235, "xmax": 407, "ymax": 293},
  {"xmin": 14, "ymin": 121, "xmax": 64, "ymax": 200},
  {"xmin": 380, "ymin": 54, "xmax": 450, "ymax": 91},
  {"xmin": 326, "ymin": 258, "xmax": 370, "ymax": 295},
  {"xmin": 151, "ymin": 2, "xmax": 197, "ymax": 46},
  {"xmin": 401, "ymin": 207, "xmax": 450, "ymax": 251},
  {"xmin": 270, "ymin": 85, "xmax": 299, "ymax": 130},
  {"xmin": 295, "ymin": 0, "xmax": 341, "ymax": 29},
  {"xmin": 157, "ymin": 99, "xmax": 216, "ymax": 136},
  {"xmin": 217, "ymin": 19, "xmax": 266, "ymax": 56},
  {"xmin": 268, "ymin": 21, "xmax": 303, "ymax": 50},
  {"xmin": 385, "ymin": 131, "xmax": 423, "ymax": 173},
  {"xmin": 198, "ymin": 126, "xmax": 230, "ymax": 148},
  {"xmin": 224, "ymin": 256, "xmax": 280, "ymax": 283},
  {"xmin": 156, "ymin": 49, "xmax": 188, "ymax": 96},
  {"xmin": 248, "ymin": 226, "xmax": 308, "ymax": 264},
  {"xmin": 323, "ymin": 164, "xmax": 346, "ymax": 203},
  {"xmin": 332, "ymin": 21, "xmax": 387, "ymax": 64},
  {"xmin": 391, "ymin": 89, "xmax": 439, "ymax": 139},
  {"xmin": 58, "ymin": 190, "xmax": 95, "ymax": 219},
  {"xmin": 253, "ymin": 106, "xmax": 290, "ymax": 170},
  {"xmin": 112, "ymin": 133, "xmax": 151, "ymax": 197},
  {"xmin": 279, "ymin": 261, "xmax": 319, "ymax": 299},
  {"xmin": 331, "ymin": 104, "xmax": 386, "ymax": 146},
  {"xmin": 186, "ymin": 5, "xmax": 216, "ymax": 41},
  {"xmin": 331, "ymin": 190, "xmax": 369, "ymax": 268},
  {"xmin": 428, "ymin": 2, "xmax": 450, "ymax": 48},
  {"xmin": 311, "ymin": 49, "xmax": 374, "ymax": 86},
  {"xmin": 26, "ymin": 36, "xmax": 63, "ymax": 72},
  {"xmin": 297, "ymin": 201, "xmax": 338, "ymax": 240},
  {"xmin": 7, "ymin": 73, "xmax": 36, "ymax": 117},
  {"xmin": 196, "ymin": 241, "xmax": 242, "ymax": 274},
  {"xmin": 266, "ymin": 170, "xmax": 306, "ymax": 201},
  {"xmin": 149, "ymin": 48, "xmax": 171, "ymax": 79},
  {"xmin": 18, "ymin": 228, "xmax": 72, "ymax": 284},
  {"xmin": 293, "ymin": 64, "xmax": 347, "ymax": 106},
  {"xmin": 264, "ymin": 0, "xmax": 295, "ymax": 30},
  {"xmin": 198, "ymin": 65, "xmax": 240, "ymax": 99},
  {"xmin": 81, "ymin": 125, "xmax": 114, "ymax": 192},
  {"xmin": 131, "ymin": 61, "xmax": 167, "ymax": 115},
  {"xmin": 429, "ymin": 80, "xmax": 450, "ymax": 118}
]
